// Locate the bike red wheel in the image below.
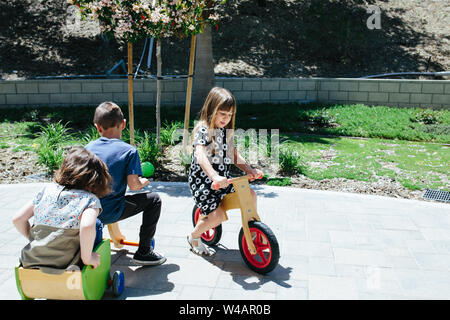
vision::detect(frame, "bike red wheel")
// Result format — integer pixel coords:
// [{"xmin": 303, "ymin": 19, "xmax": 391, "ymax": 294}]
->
[
  {"xmin": 238, "ymin": 221, "xmax": 279, "ymax": 274},
  {"xmin": 191, "ymin": 206, "xmax": 222, "ymax": 246}
]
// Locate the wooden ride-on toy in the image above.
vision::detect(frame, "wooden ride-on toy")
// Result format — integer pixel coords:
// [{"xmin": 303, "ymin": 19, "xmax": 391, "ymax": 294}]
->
[
  {"xmin": 107, "ymin": 222, "xmax": 155, "ymax": 250},
  {"xmin": 192, "ymin": 174, "xmax": 280, "ymax": 274},
  {"xmin": 15, "ymin": 239, "xmax": 124, "ymax": 300}
]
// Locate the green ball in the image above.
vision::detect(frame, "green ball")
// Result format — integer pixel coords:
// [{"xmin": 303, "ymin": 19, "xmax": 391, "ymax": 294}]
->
[{"xmin": 142, "ymin": 162, "xmax": 154, "ymax": 177}]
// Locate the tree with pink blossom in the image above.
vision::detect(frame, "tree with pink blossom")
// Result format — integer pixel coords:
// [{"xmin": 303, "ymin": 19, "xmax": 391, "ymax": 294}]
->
[{"xmin": 70, "ymin": 0, "xmax": 221, "ymax": 145}]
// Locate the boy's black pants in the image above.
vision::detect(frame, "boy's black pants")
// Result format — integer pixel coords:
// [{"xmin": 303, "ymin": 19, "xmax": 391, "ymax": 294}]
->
[{"xmin": 118, "ymin": 192, "xmax": 162, "ymax": 252}]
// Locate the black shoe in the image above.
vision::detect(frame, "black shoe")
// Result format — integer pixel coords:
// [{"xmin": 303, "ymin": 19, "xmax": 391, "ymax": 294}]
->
[{"xmin": 132, "ymin": 249, "xmax": 167, "ymax": 266}]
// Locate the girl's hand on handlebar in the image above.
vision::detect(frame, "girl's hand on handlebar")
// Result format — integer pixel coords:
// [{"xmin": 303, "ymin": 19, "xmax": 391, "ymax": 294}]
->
[
  {"xmin": 212, "ymin": 175, "xmax": 230, "ymax": 190},
  {"xmin": 248, "ymin": 168, "xmax": 263, "ymax": 181}
]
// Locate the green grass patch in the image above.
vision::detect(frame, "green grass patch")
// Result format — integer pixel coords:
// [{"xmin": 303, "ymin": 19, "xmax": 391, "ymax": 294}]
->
[
  {"xmin": 284, "ymin": 134, "xmax": 449, "ymax": 191},
  {"xmin": 266, "ymin": 177, "xmax": 292, "ymax": 187},
  {"xmin": 235, "ymin": 103, "xmax": 450, "ymax": 143}
]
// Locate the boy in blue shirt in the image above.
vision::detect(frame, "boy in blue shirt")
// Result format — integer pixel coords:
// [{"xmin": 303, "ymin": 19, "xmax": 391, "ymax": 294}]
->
[{"xmin": 86, "ymin": 101, "xmax": 166, "ymax": 266}]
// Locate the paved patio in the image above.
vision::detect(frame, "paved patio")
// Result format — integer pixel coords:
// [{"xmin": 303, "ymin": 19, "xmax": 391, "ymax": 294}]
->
[{"xmin": 0, "ymin": 182, "xmax": 449, "ymax": 300}]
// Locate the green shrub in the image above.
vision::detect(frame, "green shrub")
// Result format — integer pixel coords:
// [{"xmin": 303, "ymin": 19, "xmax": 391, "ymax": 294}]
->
[
  {"xmin": 35, "ymin": 121, "xmax": 70, "ymax": 173},
  {"xmin": 81, "ymin": 126, "xmax": 100, "ymax": 144},
  {"xmin": 38, "ymin": 121, "xmax": 70, "ymax": 146},
  {"xmin": 160, "ymin": 121, "xmax": 183, "ymax": 146},
  {"xmin": 179, "ymin": 149, "xmax": 192, "ymax": 172},
  {"xmin": 137, "ymin": 131, "xmax": 160, "ymax": 164},
  {"xmin": 37, "ymin": 143, "xmax": 65, "ymax": 174},
  {"xmin": 413, "ymin": 108, "xmax": 443, "ymax": 125},
  {"xmin": 279, "ymin": 144, "xmax": 303, "ymax": 174}
]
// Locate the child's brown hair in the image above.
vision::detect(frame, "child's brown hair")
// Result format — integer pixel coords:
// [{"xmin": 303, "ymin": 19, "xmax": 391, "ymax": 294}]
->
[
  {"xmin": 192, "ymin": 87, "xmax": 237, "ymax": 148},
  {"xmin": 54, "ymin": 146, "xmax": 112, "ymax": 198},
  {"xmin": 93, "ymin": 101, "xmax": 124, "ymax": 130}
]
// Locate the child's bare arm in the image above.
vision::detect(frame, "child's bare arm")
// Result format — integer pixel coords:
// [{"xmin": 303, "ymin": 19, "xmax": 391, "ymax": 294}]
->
[
  {"xmin": 233, "ymin": 147, "xmax": 263, "ymax": 179},
  {"xmin": 127, "ymin": 174, "xmax": 150, "ymax": 191},
  {"xmin": 79, "ymin": 207, "xmax": 100, "ymax": 268},
  {"xmin": 195, "ymin": 145, "xmax": 228, "ymax": 187},
  {"xmin": 12, "ymin": 200, "xmax": 34, "ymax": 239}
]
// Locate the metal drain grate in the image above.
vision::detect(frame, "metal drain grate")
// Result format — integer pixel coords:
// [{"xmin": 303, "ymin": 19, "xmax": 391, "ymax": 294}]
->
[{"xmin": 422, "ymin": 189, "xmax": 450, "ymax": 203}]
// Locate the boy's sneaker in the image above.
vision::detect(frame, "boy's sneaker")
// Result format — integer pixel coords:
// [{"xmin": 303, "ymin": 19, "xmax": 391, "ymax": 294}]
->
[{"xmin": 132, "ymin": 249, "xmax": 167, "ymax": 266}]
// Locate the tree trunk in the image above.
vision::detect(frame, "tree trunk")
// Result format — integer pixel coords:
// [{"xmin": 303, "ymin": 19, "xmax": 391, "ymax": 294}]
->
[
  {"xmin": 156, "ymin": 39, "xmax": 162, "ymax": 149},
  {"xmin": 127, "ymin": 42, "xmax": 135, "ymax": 146},
  {"xmin": 191, "ymin": 24, "xmax": 215, "ymax": 118}
]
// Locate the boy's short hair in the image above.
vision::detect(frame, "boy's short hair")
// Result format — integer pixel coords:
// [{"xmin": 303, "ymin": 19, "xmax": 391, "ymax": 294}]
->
[{"xmin": 94, "ymin": 101, "xmax": 124, "ymax": 130}]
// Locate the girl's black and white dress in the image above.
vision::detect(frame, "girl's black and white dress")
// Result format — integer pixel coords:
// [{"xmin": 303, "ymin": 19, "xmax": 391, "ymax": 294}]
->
[{"xmin": 188, "ymin": 126, "xmax": 235, "ymax": 215}]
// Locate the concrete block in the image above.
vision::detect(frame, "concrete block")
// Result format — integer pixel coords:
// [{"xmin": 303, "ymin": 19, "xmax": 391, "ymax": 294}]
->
[
  {"xmin": 60, "ymin": 82, "xmax": 81, "ymax": 93},
  {"xmin": 143, "ymin": 81, "xmax": 157, "ymax": 92},
  {"xmin": 28, "ymin": 94, "xmax": 50, "ymax": 105},
  {"xmin": 306, "ymin": 91, "xmax": 318, "ymax": 100},
  {"xmin": 270, "ymin": 91, "xmax": 288, "ymax": 100},
  {"xmin": 251, "ymin": 90, "xmax": 270, "ymax": 101},
  {"xmin": 320, "ymin": 81, "xmax": 339, "ymax": 91},
  {"xmin": 6, "ymin": 94, "xmax": 27, "ymax": 105},
  {"xmin": 359, "ymin": 82, "xmax": 379, "ymax": 92},
  {"xmin": 410, "ymin": 94, "xmax": 432, "ymax": 104},
  {"xmin": 71, "ymin": 93, "xmax": 92, "ymax": 104},
  {"xmin": 16, "ymin": 83, "xmax": 38, "ymax": 94},
  {"xmin": 233, "ymin": 91, "xmax": 251, "ymax": 101},
  {"xmin": 422, "ymin": 83, "xmax": 444, "ymax": 94},
  {"xmin": 112, "ymin": 92, "xmax": 128, "ymax": 103},
  {"xmin": 0, "ymin": 95, "xmax": 5, "ymax": 105},
  {"xmin": 389, "ymin": 93, "xmax": 410, "ymax": 103},
  {"xmin": 379, "ymin": 82, "xmax": 400, "ymax": 93},
  {"xmin": 400, "ymin": 82, "xmax": 422, "ymax": 93},
  {"xmin": 432, "ymin": 94, "xmax": 450, "ymax": 104},
  {"xmin": 329, "ymin": 91, "xmax": 348, "ymax": 101},
  {"xmin": 162, "ymin": 92, "xmax": 174, "ymax": 102},
  {"xmin": 132, "ymin": 81, "xmax": 144, "ymax": 92},
  {"xmin": 445, "ymin": 84, "xmax": 450, "ymax": 94},
  {"xmin": 261, "ymin": 80, "xmax": 280, "ymax": 91},
  {"xmin": 134, "ymin": 92, "xmax": 154, "ymax": 104},
  {"xmin": 222, "ymin": 80, "xmax": 242, "ymax": 91},
  {"xmin": 0, "ymin": 83, "xmax": 16, "ymax": 94},
  {"xmin": 92, "ymin": 93, "xmax": 114, "ymax": 104},
  {"xmin": 82, "ymin": 82, "xmax": 102, "ymax": 93},
  {"xmin": 288, "ymin": 90, "xmax": 307, "ymax": 100},
  {"xmin": 368, "ymin": 92, "xmax": 389, "ymax": 102},
  {"xmin": 173, "ymin": 92, "xmax": 186, "ymax": 104},
  {"xmin": 298, "ymin": 80, "xmax": 317, "ymax": 91},
  {"xmin": 317, "ymin": 91, "xmax": 329, "ymax": 101},
  {"xmin": 38, "ymin": 82, "xmax": 60, "ymax": 94},
  {"xmin": 279, "ymin": 80, "xmax": 298, "ymax": 91},
  {"xmin": 103, "ymin": 82, "xmax": 124, "ymax": 93},
  {"xmin": 340, "ymin": 81, "xmax": 359, "ymax": 91},
  {"xmin": 50, "ymin": 93, "xmax": 72, "ymax": 104},
  {"xmin": 242, "ymin": 80, "xmax": 261, "ymax": 91},
  {"xmin": 348, "ymin": 92, "xmax": 368, "ymax": 101},
  {"xmin": 164, "ymin": 80, "xmax": 185, "ymax": 92}
]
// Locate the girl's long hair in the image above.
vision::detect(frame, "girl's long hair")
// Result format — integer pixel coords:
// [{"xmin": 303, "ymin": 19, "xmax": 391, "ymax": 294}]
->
[
  {"xmin": 54, "ymin": 146, "xmax": 112, "ymax": 198},
  {"xmin": 192, "ymin": 87, "xmax": 237, "ymax": 147}
]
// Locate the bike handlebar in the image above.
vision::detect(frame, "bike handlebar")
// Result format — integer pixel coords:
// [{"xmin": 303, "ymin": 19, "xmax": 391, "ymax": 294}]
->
[{"xmin": 211, "ymin": 173, "xmax": 263, "ymax": 191}]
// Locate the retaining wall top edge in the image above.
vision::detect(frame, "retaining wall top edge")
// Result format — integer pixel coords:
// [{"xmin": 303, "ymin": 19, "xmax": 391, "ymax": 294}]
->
[{"xmin": 1, "ymin": 77, "xmax": 449, "ymax": 83}]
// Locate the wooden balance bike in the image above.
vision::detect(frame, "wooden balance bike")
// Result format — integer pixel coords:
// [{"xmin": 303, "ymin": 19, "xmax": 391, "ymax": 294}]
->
[{"xmin": 192, "ymin": 174, "xmax": 280, "ymax": 274}]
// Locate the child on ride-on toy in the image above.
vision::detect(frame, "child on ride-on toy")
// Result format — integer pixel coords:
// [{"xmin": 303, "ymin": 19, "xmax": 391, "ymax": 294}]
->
[
  {"xmin": 187, "ymin": 87, "xmax": 262, "ymax": 256},
  {"xmin": 13, "ymin": 147, "xmax": 111, "ymax": 270}
]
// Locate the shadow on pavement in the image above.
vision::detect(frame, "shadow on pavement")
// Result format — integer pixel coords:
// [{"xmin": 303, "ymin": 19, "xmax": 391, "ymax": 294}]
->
[{"xmin": 204, "ymin": 246, "xmax": 292, "ymax": 290}]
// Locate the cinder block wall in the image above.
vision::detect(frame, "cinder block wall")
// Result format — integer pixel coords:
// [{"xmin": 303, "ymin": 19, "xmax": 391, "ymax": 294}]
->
[{"xmin": 0, "ymin": 78, "xmax": 448, "ymax": 109}]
